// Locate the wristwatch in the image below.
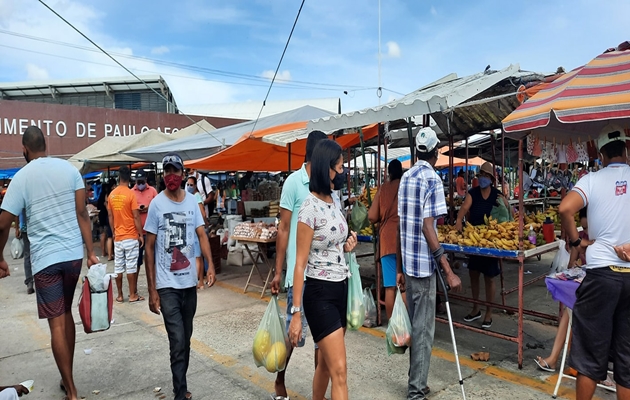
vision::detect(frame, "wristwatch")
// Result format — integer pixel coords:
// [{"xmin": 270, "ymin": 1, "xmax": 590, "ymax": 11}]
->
[
  {"xmin": 569, "ymin": 237, "xmax": 582, "ymax": 247},
  {"xmin": 290, "ymin": 306, "xmax": 302, "ymax": 314}
]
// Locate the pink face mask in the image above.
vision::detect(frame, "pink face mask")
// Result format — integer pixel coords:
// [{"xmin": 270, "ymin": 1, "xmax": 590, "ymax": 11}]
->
[{"xmin": 164, "ymin": 174, "xmax": 182, "ymax": 191}]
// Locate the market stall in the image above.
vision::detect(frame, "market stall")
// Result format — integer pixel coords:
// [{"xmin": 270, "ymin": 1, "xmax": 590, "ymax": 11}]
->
[
  {"xmin": 308, "ymin": 63, "xmax": 558, "ymax": 368},
  {"xmin": 230, "ymin": 221, "xmax": 278, "ymax": 298},
  {"xmin": 500, "ymin": 43, "xmax": 630, "ymax": 367}
]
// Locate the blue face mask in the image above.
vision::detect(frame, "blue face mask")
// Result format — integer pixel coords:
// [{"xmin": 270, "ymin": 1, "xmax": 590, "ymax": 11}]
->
[
  {"xmin": 137, "ymin": 183, "xmax": 147, "ymax": 191},
  {"xmin": 479, "ymin": 176, "xmax": 492, "ymax": 189},
  {"xmin": 186, "ymin": 186, "xmax": 195, "ymax": 194}
]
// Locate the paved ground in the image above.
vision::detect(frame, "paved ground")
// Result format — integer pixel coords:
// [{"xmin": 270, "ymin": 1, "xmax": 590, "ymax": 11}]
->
[{"xmin": 0, "ymin": 236, "xmax": 616, "ymax": 399}]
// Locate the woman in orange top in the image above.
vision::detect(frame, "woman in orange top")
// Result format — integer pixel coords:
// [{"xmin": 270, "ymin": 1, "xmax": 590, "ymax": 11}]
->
[{"xmin": 368, "ymin": 160, "xmax": 406, "ymax": 319}]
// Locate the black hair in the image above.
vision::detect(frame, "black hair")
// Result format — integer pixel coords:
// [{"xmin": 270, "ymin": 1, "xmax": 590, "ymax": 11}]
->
[
  {"xmin": 309, "ymin": 140, "xmax": 342, "ymax": 195},
  {"xmin": 22, "ymin": 126, "xmax": 46, "ymax": 152},
  {"xmin": 388, "ymin": 159, "xmax": 403, "ymax": 181},
  {"xmin": 458, "ymin": 170, "xmax": 464, "ymax": 177},
  {"xmin": 416, "ymin": 147, "xmax": 438, "ymax": 161},
  {"xmin": 600, "ymin": 140, "xmax": 626, "ymax": 159},
  {"xmin": 304, "ymin": 130, "xmax": 328, "ymax": 163},
  {"xmin": 187, "ymin": 175, "xmax": 198, "ymax": 185},
  {"xmin": 119, "ymin": 166, "xmax": 131, "ymax": 182},
  {"xmin": 579, "ymin": 206, "xmax": 588, "ymax": 220}
]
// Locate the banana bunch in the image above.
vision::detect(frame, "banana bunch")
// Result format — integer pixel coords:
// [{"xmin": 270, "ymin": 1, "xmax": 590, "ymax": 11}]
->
[
  {"xmin": 358, "ymin": 187, "xmax": 379, "ymax": 207},
  {"xmin": 359, "ymin": 226, "xmax": 374, "ymax": 236},
  {"xmin": 437, "ymin": 216, "xmax": 537, "ymax": 250}
]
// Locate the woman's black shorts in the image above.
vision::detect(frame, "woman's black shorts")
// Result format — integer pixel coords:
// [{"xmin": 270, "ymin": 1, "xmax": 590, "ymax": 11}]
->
[{"xmin": 303, "ymin": 277, "xmax": 348, "ymax": 343}]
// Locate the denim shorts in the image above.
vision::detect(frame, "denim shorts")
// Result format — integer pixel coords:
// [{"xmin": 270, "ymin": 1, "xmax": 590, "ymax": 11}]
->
[{"xmin": 286, "ymin": 286, "xmax": 308, "ymax": 348}]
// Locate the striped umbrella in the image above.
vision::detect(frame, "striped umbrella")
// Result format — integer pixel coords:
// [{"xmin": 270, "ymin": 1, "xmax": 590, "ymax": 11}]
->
[{"xmin": 502, "ymin": 46, "xmax": 630, "ymax": 141}]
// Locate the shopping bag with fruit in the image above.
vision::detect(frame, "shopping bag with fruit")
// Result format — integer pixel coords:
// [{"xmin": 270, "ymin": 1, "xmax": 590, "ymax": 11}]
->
[
  {"xmin": 346, "ymin": 252, "xmax": 366, "ymax": 330},
  {"xmin": 252, "ymin": 296, "xmax": 288, "ymax": 373},
  {"xmin": 386, "ymin": 287, "xmax": 412, "ymax": 355}
]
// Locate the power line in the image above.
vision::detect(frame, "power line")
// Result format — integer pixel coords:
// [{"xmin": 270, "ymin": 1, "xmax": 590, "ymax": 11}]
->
[
  {"xmin": 37, "ymin": 0, "xmax": 223, "ymax": 145},
  {"xmin": 250, "ymin": 0, "xmax": 306, "ymax": 135},
  {"xmin": 0, "ymin": 44, "xmax": 370, "ymax": 93},
  {"xmin": 0, "ymin": 28, "xmax": 372, "ymax": 91}
]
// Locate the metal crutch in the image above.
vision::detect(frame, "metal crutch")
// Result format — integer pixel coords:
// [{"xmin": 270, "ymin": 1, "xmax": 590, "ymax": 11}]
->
[{"xmin": 436, "ymin": 267, "xmax": 467, "ymax": 400}]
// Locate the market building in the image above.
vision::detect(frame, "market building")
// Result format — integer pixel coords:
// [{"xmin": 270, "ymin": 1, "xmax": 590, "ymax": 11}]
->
[{"xmin": 0, "ymin": 75, "xmax": 245, "ymax": 169}]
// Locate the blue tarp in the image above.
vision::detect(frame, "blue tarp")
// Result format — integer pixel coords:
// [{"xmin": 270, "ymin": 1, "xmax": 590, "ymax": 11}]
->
[{"xmin": 0, "ymin": 168, "xmax": 21, "ymax": 179}]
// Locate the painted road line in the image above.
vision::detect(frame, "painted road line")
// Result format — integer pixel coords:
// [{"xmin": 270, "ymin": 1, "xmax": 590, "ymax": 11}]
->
[
  {"xmin": 135, "ymin": 310, "xmax": 309, "ymax": 400},
  {"xmin": 214, "ymin": 279, "xmax": 605, "ymax": 400}
]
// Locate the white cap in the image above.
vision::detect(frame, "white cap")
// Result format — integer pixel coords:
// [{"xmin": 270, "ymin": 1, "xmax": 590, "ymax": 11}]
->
[
  {"xmin": 415, "ymin": 127, "xmax": 439, "ymax": 153},
  {"xmin": 597, "ymin": 122, "xmax": 628, "ymax": 151}
]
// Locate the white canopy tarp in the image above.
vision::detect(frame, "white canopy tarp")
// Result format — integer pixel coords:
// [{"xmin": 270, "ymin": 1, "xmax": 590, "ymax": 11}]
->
[
  {"xmin": 126, "ymin": 105, "xmax": 336, "ymax": 162},
  {"xmin": 307, "ymin": 64, "xmax": 520, "ymax": 132},
  {"xmin": 68, "ymin": 130, "xmax": 178, "ymax": 174}
]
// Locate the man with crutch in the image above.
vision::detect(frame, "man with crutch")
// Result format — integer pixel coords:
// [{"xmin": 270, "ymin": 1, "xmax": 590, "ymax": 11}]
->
[{"xmin": 396, "ymin": 127, "xmax": 463, "ymax": 400}]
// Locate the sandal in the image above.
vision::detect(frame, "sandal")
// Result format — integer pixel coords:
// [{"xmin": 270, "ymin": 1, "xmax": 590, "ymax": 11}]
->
[
  {"xmin": 534, "ymin": 356, "xmax": 556, "ymax": 372},
  {"xmin": 270, "ymin": 394, "xmax": 289, "ymax": 400},
  {"xmin": 60, "ymin": 379, "xmax": 67, "ymax": 394},
  {"xmin": 129, "ymin": 296, "xmax": 145, "ymax": 303}
]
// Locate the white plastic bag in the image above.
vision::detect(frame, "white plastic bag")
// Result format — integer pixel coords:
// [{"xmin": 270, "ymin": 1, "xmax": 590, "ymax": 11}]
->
[
  {"xmin": 363, "ymin": 287, "xmax": 377, "ymax": 328},
  {"xmin": 550, "ymin": 240, "xmax": 570, "ymax": 273},
  {"xmin": 10, "ymin": 238, "xmax": 24, "ymax": 259},
  {"xmin": 87, "ymin": 263, "xmax": 108, "ymax": 292}
]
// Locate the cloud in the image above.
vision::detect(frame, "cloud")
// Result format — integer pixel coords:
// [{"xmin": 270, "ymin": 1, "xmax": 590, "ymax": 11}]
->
[
  {"xmin": 261, "ymin": 70, "xmax": 292, "ymax": 82},
  {"xmin": 151, "ymin": 46, "xmax": 170, "ymax": 55},
  {"xmin": 430, "ymin": 6, "xmax": 437, "ymax": 16},
  {"xmin": 386, "ymin": 41, "xmax": 401, "ymax": 58},
  {"xmin": 25, "ymin": 63, "xmax": 49, "ymax": 80}
]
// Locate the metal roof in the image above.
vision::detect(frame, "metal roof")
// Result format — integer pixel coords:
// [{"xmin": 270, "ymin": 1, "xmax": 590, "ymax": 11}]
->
[{"xmin": 0, "ymin": 75, "xmax": 171, "ymax": 98}]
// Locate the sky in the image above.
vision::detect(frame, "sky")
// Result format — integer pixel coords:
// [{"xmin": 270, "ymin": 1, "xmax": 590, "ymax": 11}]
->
[{"xmin": 0, "ymin": 0, "xmax": 628, "ymax": 114}]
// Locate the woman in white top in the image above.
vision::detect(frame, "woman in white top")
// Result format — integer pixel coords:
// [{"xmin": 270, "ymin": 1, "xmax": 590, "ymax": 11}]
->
[{"xmin": 289, "ymin": 139, "xmax": 357, "ymax": 400}]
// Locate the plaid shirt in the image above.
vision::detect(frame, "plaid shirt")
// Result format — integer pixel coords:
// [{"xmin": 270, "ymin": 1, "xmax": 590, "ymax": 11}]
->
[{"xmin": 398, "ymin": 160, "xmax": 447, "ymax": 278}]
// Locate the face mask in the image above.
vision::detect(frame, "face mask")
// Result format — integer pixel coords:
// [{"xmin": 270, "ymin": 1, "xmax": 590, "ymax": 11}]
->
[
  {"xmin": 164, "ymin": 174, "xmax": 183, "ymax": 191},
  {"xmin": 186, "ymin": 186, "xmax": 195, "ymax": 194},
  {"xmin": 479, "ymin": 176, "xmax": 492, "ymax": 189},
  {"xmin": 137, "ymin": 183, "xmax": 147, "ymax": 191},
  {"xmin": 332, "ymin": 168, "xmax": 347, "ymax": 190}
]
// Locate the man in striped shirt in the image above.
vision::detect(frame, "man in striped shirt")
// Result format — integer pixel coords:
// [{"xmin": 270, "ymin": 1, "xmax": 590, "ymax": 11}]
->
[{"xmin": 397, "ymin": 127, "xmax": 461, "ymax": 400}]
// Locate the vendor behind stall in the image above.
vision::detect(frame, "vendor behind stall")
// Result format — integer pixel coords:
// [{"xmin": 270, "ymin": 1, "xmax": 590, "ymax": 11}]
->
[{"xmin": 455, "ymin": 162, "xmax": 512, "ymax": 329}]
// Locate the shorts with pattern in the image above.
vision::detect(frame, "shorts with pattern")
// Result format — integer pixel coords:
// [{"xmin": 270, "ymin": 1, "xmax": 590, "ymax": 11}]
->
[
  {"xmin": 114, "ymin": 239, "xmax": 139, "ymax": 274},
  {"xmin": 34, "ymin": 259, "xmax": 82, "ymax": 319}
]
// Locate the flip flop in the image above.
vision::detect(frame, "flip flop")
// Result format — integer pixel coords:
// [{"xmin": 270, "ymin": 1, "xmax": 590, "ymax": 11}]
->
[
  {"xmin": 115, "ymin": 298, "xmax": 124, "ymax": 304},
  {"xmin": 270, "ymin": 394, "xmax": 289, "ymax": 400},
  {"xmin": 60, "ymin": 379, "xmax": 67, "ymax": 394},
  {"xmin": 535, "ymin": 357, "xmax": 556, "ymax": 372},
  {"xmin": 129, "ymin": 296, "xmax": 145, "ymax": 303}
]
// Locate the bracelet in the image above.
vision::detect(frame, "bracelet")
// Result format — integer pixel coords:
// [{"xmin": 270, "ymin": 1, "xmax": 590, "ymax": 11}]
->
[
  {"xmin": 569, "ymin": 237, "xmax": 582, "ymax": 247},
  {"xmin": 432, "ymin": 246, "xmax": 445, "ymax": 265}
]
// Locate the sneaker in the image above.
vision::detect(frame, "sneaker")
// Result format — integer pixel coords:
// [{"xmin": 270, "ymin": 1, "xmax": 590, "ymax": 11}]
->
[
  {"xmin": 26, "ymin": 282, "xmax": 34, "ymax": 295},
  {"xmin": 463, "ymin": 311, "xmax": 481, "ymax": 322},
  {"xmin": 482, "ymin": 319, "xmax": 492, "ymax": 329}
]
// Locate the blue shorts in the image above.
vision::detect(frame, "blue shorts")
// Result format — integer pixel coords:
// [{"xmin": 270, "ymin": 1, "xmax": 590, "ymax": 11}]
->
[
  {"xmin": 381, "ymin": 254, "xmax": 397, "ymax": 288},
  {"xmin": 286, "ymin": 286, "xmax": 308, "ymax": 348}
]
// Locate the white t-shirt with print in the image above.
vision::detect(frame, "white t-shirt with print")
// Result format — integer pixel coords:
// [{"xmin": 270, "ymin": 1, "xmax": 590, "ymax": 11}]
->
[
  {"xmin": 572, "ymin": 163, "xmax": 630, "ymax": 269},
  {"xmin": 144, "ymin": 191, "xmax": 205, "ymax": 289},
  {"xmin": 297, "ymin": 193, "xmax": 349, "ymax": 282}
]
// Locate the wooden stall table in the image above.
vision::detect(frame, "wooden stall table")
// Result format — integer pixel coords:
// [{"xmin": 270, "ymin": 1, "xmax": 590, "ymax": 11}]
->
[
  {"xmin": 231, "ymin": 236, "xmax": 276, "ymax": 298},
  {"xmin": 440, "ymin": 240, "xmax": 560, "ymax": 368}
]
